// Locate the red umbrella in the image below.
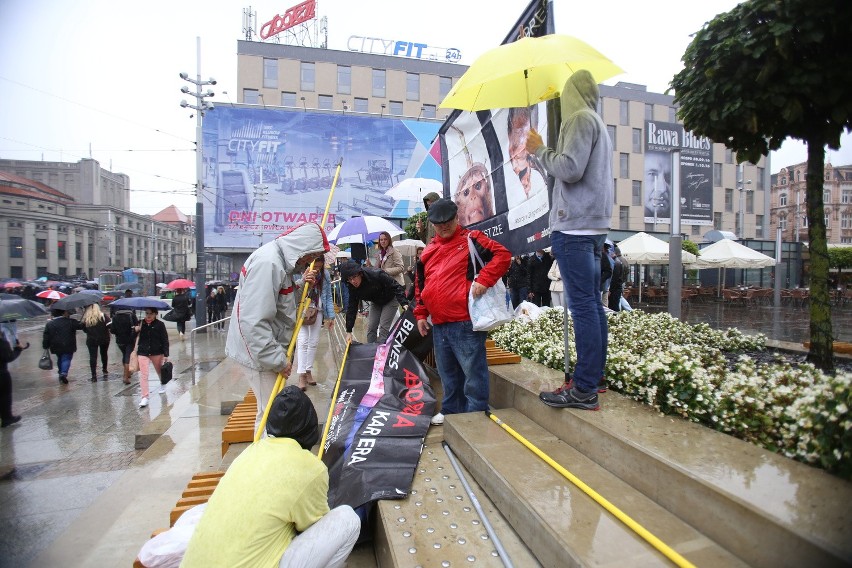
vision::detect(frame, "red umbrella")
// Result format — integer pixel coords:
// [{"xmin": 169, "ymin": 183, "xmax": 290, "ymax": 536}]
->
[
  {"xmin": 3, "ymin": 282, "xmax": 23, "ymax": 288},
  {"xmin": 166, "ymin": 279, "xmax": 196, "ymax": 290},
  {"xmin": 36, "ymin": 290, "xmax": 67, "ymax": 300}
]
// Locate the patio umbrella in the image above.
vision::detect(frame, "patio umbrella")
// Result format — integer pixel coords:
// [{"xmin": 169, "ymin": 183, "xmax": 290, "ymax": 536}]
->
[
  {"xmin": 617, "ymin": 232, "xmax": 696, "ymax": 303},
  {"xmin": 0, "ymin": 297, "xmax": 49, "ymax": 320},
  {"xmin": 113, "ymin": 282, "xmax": 142, "ymax": 292},
  {"xmin": 694, "ymin": 238, "xmax": 776, "ymax": 297},
  {"xmin": 52, "ymin": 293, "xmax": 101, "ymax": 311},
  {"xmin": 109, "ymin": 297, "xmax": 171, "ymax": 311},
  {"xmin": 439, "ymin": 34, "xmax": 624, "ymax": 111},
  {"xmin": 326, "ymin": 216, "xmax": 405, "ymax": 245},
  {"xmin": 166, "ymin": 279, "xmax": 196, "ymax": 290},
  {"xmin": 394, "ymin": 239, "xmax": 426, "ymax": 256},
  {"xmin": 385, "ymin": 178, "xmax": 443, "ymax": 203},
  {"xmin": 36, "ymin": 290, "xmax": 67, "ymax": 300}
]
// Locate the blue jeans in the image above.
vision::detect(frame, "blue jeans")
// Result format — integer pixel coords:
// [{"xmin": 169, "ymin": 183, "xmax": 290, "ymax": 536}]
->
[
  {"xmin": 551, "ymin": 231, "xmax": 608, "ymax": 391},
  {"xmin": 56, "ymin": 352, "xmax": 73, "ymax": 376},
  {"xmin": 432, "ymin": 320, "xmax": 490, "ymax": 414},
  {"xmin": 510, "ymin": 286, "xmax": 528, "ymax": 309}
]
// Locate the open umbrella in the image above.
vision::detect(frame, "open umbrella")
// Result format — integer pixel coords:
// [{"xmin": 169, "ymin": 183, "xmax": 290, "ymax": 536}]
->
[
  {"xmin": 166, "ymin": 279, "xmax": 196, "ymax": 290},
  {"xmin": 0, "ymin": 297, "xmax": 49, "ymax": 320},
  {"xmin": 3, "ymin": 282, "xmax": 23, "ymax": 289},
  {"xmin": 385, "ymin": 178, "xmax": 443, "ymax": 203},
  {"xmin": 109, "ymin": 297, "xmax": 171, "ymax": 311},
  {"xmin": 327, "ymin": 216, "xmax": 405, "ymax": 245},
  {"xmin": 36, "ymin": 290, "xmax": 67, "ymax": 300},
  {"xmin": 113, "ymin": 282, "xmax": 142, "ymax": 293},
  {"xmin": 52, "ymin": 293, "xmax": 102, "ymax": 312},
  {"xmin": 394, "ymin": 239, "xmax": 426, "ymax": 256},
  {"xmin": 440, "ymin": 34, "xmax": 624, "ymax": 111}
]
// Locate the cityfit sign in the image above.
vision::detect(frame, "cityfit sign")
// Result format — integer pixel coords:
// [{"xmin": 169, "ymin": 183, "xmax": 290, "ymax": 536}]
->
[
  {"xmin": 260, "ymin": 0, "xmax": 316, "ymax": 40},
  {"xmin": 347, "ymin": 36, "xmax": 462, "ymax": 63}
]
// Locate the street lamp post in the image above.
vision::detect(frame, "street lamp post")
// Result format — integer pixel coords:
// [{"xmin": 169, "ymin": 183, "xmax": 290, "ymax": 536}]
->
[
  {"xmin": 737, "ymin": 179, "xmax": 753, "ymax": 238},
  {"xmin": 180, "ymin": 36, "xmax": 216, "ymax": 333}
]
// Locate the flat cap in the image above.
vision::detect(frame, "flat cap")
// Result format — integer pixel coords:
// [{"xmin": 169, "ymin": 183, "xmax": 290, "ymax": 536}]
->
[{"xmin": 427, "ymin": 198, "xmax": 458, "ymax": 224}]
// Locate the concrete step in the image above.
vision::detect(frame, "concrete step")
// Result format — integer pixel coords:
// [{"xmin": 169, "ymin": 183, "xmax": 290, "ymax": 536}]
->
[
  {"xmin": 444, "ymin": 409, "xmax": 747, "ymax": 568},
  {"xmin": 488, "ymin": 360, "xmax": 852, "ymax": 567},
  {"xmin": 375, "ymin": 428, "xmax": 541, "ymax": 567}
]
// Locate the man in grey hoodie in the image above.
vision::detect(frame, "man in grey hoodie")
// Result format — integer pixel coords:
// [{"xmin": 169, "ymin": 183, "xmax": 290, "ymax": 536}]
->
[{"xmin": 525, "ymin": 69, "xmax": 613, "ymax": 410}]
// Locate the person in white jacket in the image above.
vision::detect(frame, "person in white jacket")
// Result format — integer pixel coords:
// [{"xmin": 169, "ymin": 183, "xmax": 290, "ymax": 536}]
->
[
  {"xmin": 225, "ymin": 223, "xmax": 328, "ymax": 435},
  {"xmin": 547, "ymin": 260, "xmax": 565, "ymax": 308}
]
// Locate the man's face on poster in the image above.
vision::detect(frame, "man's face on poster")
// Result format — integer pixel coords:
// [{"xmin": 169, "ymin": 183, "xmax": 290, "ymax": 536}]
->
[{"xmin": 508, "ymin": 112, "xmax": 533, "ymax": 196}]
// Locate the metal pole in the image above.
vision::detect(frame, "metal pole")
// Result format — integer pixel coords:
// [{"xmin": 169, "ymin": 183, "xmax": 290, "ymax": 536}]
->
[
  {"xmin": 193, "ymin": 36, "xmax": 207, "ymax": 333},
  {"xmin": 774, "ymin": 227, "xmax": 782, "ymax": 306},
  {"xmin": 668, "ymin": 150, "xmax": 682, "ymax": 318}
]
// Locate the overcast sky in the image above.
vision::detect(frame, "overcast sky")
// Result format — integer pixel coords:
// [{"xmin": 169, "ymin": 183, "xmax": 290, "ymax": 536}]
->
[{"xmin": 1, "ymin": 0, "xmax": 849, "ymax": 216}]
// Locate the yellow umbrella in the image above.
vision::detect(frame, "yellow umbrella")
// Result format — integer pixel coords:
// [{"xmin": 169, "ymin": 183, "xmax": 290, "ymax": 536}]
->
[{"xmin": 440, "ymin": 34, "xmax": 624, "ymax": 111}]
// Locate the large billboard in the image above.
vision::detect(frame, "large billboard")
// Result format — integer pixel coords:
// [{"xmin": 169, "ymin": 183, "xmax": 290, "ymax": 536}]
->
[
  {"xmin": 201, "ymin": 106, "xmax": 441, "ymax": 249},
  {"xmin": 644, "ymin": 120, "xmax": 714, "ymax": 226}
]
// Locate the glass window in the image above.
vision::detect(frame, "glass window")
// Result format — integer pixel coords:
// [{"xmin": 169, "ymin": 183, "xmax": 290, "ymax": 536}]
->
[
  {"xmin": 619, "ymin": 100, "xmax": 629, "ymax": 125},
  {"xmin": 281, "ymin": 91, "xmax": 297, "ymax": 107},
  {"xmin": 406, "ymin": 73, "xmax": 420, "ymax": 101},
  {"xmin": 263, "ymin": 58, "xmax": 277, "ymax": 88},
  {"xmin": 619, "ymin": 153, "xmax": 629, "ymax": 178},
  {"xmin": 713, "ymin": 163, "xmax": 722, "ymax": 187},
  {"xmin": 439, "ymin": 76, "xmax": 452, "ymax": 99},
  {"xmin": 389, "ymin": 101, "xmax": 403, "ymax": 116},
  {"xmin": 725, "ymin": 188, "xmax": 734, "ymax": 212},
  {"xmin": 725, "ymin": 148, "xmax": 734, "ymax": 164},
  {"xmin": 606, "ymin": 125, "xmax": 616, "ymax": 149},
  {"xmin": 746, "ymin": 191, "xmax": 754, "ymax": 214},
  {"xmin": 841, "ymin": 211, "xmax": 851, "ymax": 229},
  {"xmin": 632, "ymin": 128, "xmax": 641, "ymax": 153},
  {"xmin": 692, "ymin": 224, "xmax": 701, "ymax": 235},
  {"xmin": 757, "ymin": 167, "xmax": 765, "ymax": 190},
  {"xmin": 714, "ymin": 212, "xmax": 722, "ymax": 230},
  {"xmin": 644, "ymin": 103, "xmax": 653, "ymax": 120},
  {"xmin": 36, "ymin": 238, "xmax": 47, "ymax": 259},
  {"xmin": 421, "ymin": 104, "xmax": 436, "ymax": 119},
  {"xmin": 842, "ymin": 188, "xmax": 852, "ymax": 203},
  {"xmin": 57, "ymin": 240, "xmax": 66, "ymax": 260},
  {"xmin": 372, "ymin": 69, "xmax": 386, "ymax": 98},
  {"xmin": 76, "ymin": 242, "xmax": 82, "ymax": 260},
  {"xmin": 824, "ymin": 189, "xmax": 831, "ymax": 203},
  {"xmin": 10, "ymin": 266, "xmax": 22, "ymax": 279},
  {"xmin": 243, "ymin": 89, "xmax": 259, "ymax": 104},
  {"xmin": 318, "ymin": 95, "xmax": 333, "ymax": 110},
  {"xmin": 780, "ymin": 193, "xmax": 788, "ymax": 206},
  {"xmin": 9, "ymin": 236, "xmax": 22, "ymax": 258},
  {"xmin": 354, "ymin": 97, "xmax": 368, "ymax": 113},
  {"xmin": 756, "ymin": 215, "xmax": 764, "ymax": 233},
  {"xmin": 300, "ymin": 62, "xmax": 315, "ymax": 91},
  {"xmin": 619, "ymin": 206, "xmax": 630, "ymax": 230},
  {"xmin": 632, "ymin": 180, "xmax": 641, "ymax": 206},
  {"xmin": 337, "ymin": 65, "xmax": 351, "ymax": 95},
  {"xmin": 668, "ymin": 107, "xmax": 677, "ymax": 122}
]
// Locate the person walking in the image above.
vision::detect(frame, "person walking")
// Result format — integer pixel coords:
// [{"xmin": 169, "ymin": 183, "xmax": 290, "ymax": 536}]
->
[
  {"xmin": 339, "ymin": 260, "xmax": 408, "ymax": 344},
  {"xmin": 215, "ymin": 285, "xmax": 228, "ymax": 330},
  {"xmin": 506, "ymin": 256, "xmax": 529, "ymax": 309},
  {"xmin": 295, "ymin": 256, "xmax": 335, "ymax": 390},
  {"xmin": 207, "ymin": 287, "xmax": 217, "ymax": 324},
  {"xmin": 548, "ymin": 260, "xmax": 565, "ymax": 309},
  {"xmin": 110, "ymin": 307, "xmax": 138, "ymax": 385},
  {"xmin": 0, "ymin": 328, "xmax": 27, "ymax": 427},
  {"xmin": 369, "ymin": 231, "xmax": 405, "ymax": 286},
  {"xmin": 526, "ymin": 69, "xmax": 613, "ymax": 411},
  {"xmin": 134, "ymin": 308, "xmax": 169, "ymax": 407},
  {"xmin": 42, "ymin": 310, "xmax": 83, "ymax": 384},
  {"xmin": 81, "ymin": 303, "xmax": 111, "ymax": 382},
  {"xmin": 608, "ymin": 246, "xmax": 628, "ymax": 312},
  {"xmin": 414, "ymin": 198, "xmax": 511, "ymax": 425},
  {"xmin": 526, "ymin": 249, "xmax": 554, "ymax": 307},
  {"xmin": 172, "ymin": 288, "xmax": 192, "ymax": 339}
]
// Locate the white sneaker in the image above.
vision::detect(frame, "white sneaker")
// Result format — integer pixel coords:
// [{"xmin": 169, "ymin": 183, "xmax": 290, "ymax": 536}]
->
[
  {"xmin": 139, "ymin": 397, "xmax": 149, "ymax": 408},
  {"xmin": 430, "ymin": 412, "xmax": 445, "ymax": 426},
  {"xmin": 158, "ymin": 386, "xmax": 167, "ymax": 394}
]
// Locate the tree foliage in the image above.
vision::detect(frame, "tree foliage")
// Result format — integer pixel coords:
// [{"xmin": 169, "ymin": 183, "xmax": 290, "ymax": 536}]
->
[
  {"xmin": 682, "ymin": 239, "xmax": 700, "ymax": 257},
  {"xmin": 405, "ymin": 212, "xmax": 427, "ymax": 240},
  {"xmin": 670, "ymin": 0, "xmax": 852, "ymax": 371},
  {"xmin": 828, "ymin": 247, "xmax": 852, "ymax": 271}
]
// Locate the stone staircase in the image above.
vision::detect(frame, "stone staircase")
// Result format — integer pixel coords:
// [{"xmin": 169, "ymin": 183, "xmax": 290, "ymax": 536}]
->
[{"xmin": 375, "ymin": 357, "xmax": 852, "ymax": 567}]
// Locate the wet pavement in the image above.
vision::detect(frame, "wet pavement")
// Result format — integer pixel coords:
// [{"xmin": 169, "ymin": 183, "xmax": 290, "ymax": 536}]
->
[{"xmin": 1, "ymin": 301, "xmax": 850, "ymax": 567}]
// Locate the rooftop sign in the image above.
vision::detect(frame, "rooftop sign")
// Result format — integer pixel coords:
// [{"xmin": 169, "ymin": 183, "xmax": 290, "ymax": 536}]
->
[
  {"xmin": 347, "ymin": 36, "xmax": 462, "ymax": 63},
  {"xmin": 261, "ymin": 0, "xmax": 316, "ymax": 40}
]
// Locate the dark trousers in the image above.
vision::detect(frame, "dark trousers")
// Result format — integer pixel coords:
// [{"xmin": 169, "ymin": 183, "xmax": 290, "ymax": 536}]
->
[
  {"xmin": 529, "ymin": 290, "xmax": 551, "ymax": 307},
  {"xmin": 0, "ymin": 369, "xmax": 12, "ymax": 421},
  {"xmin": 608, "ymin": 285, "xmax": 623, "ymax": 312},
  {"xmin": 510, "ymin": 286, "xmax": 528, "ymax": 309},
  {"xmin": 176, "ymin": 320, "xmax": 186, "ymax": 334},
  {"xmin": 87, "ymin": 342, "xmax": 109, "ymax": 375}
]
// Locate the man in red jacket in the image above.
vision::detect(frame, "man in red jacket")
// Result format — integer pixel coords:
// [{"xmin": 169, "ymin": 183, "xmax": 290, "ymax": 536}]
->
[{"xmin": 414, "ymin": 198, "xmax": 511, "ymax": 425}]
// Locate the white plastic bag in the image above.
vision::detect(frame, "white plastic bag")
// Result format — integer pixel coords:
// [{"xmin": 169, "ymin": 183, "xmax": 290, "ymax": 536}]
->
[
  {"xmin": 467, "ymin": 237, "xmax": 513, "ymax": 332},
  {"xmin": 513, "ymin": 301, "xmax": 543, "ymax": 322},
  {"xmin": 137, "ymin": 503, "xmax": 207, "ymax": 568}
]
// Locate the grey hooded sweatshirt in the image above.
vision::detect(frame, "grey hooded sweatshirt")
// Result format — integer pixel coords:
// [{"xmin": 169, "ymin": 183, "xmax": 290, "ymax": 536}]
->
[
  {"xmin": 534, "ymin": 70, "xmax": 613, "ymax": 232},
  {"xmin": 225, "ymin": 223, "xmax": 328, "ymax": 371}
]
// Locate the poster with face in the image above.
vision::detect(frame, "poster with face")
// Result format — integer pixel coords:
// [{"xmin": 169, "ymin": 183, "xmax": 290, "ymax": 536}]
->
[{"xmin": 445, "ymin": 113, "xmax": 497, "ymax": 227}]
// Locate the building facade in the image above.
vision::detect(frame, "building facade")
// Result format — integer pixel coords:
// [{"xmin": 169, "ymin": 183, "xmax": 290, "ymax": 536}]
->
[{"xmin": 770, "ymin": 161, "xmax": 852, "ymax": 244}]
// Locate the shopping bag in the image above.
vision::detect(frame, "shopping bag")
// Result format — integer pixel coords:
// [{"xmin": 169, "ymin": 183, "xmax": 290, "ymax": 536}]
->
[
  {"xmin": 129, "ymin": 350, "xmax": 139, "ymax": 373},
  {"xmin": 160, "ymin": 361, "xmax": 173, "ymax": 385},
  {"xmin": 467, "ymin": 237, "xmax": 513, "ymax": 332},
  {"xmin": 38, "ymin": 349, "xmax": 53, "ymax": 370}
]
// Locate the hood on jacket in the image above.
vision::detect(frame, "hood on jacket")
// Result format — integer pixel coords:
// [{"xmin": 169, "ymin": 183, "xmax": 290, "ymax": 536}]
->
[
  {"xmin": 272, "ymin": 223, "xmax": 329, "ymax": 272},
  {"xmin": 423, "ymin": 191, "xmax": 441, "ymax": 210},
  {"xmin": 561, "ymin": 69, "xmax": 599, "ymax": 118}
]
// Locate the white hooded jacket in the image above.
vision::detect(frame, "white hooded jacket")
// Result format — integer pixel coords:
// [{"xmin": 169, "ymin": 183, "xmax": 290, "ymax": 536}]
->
[{"xmin": 225, "ymin": 223, "xmax": 328, "ymax": 371}]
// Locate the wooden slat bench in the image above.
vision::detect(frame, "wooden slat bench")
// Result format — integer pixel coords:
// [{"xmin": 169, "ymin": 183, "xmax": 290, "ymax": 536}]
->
[
  {"xmin": 222, "ymin": 390, "xmax": 257, "ymax": 456},
  {"xmin": 485, "ymin": 339, "xmax": 521, "ymax": 365}
]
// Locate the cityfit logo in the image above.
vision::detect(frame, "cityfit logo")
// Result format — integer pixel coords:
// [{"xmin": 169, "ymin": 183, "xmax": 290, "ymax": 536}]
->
[{"xmin": 347, "ymin": 36, "xmax": 461, "ymax": 63}]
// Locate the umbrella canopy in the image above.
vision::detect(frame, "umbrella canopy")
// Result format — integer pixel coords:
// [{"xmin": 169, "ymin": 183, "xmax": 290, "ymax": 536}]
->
[
  {"xmin": 3, "ymin": 282, "xmax": 23, "ymax": 289},
  {"xmin": 166, "ymin": 279, "xmax": 196, "ymax": 290},
  {"xmin": 52, "ymin": 293, "xmax": 101, "ymax": 312},
  {"xmin": 385, "ymin": 178, "xmax": 443, "ymax": 203},
  {"xmin": 335, "ymin": 251, "xmax": 352, "ymax": 259},
  {"xmin": 327, "ymin": 216, "xmax": 405, "ymax": 245},
  {"xmin": 0, "ymin": 297, "xmax": 49, "ymax": 320},
  {"xmin": 440, "ymin": 34, "xmax": 624, "ymax": 111},
  {"xmin": 694, "ymin": 239, "xmax": 776, "ymax": 269},
  {"xmin": 394, "ymin": 238, "xmax": 426, "ymax": 256},
  {"xmin": 78, "ymin": 289, "xmax": 106, "ymax": 298},
  {"xmin": 36, "ymin": 290, "xmax": 67, "ymax": 300},
  {"xmin": 113, "ymin": 282, "xmax": 142, "ymax": 292},
  {"xmin": 155, "ymin": 282, "xmax": 169, "ymax": 289},
  {"xmin": 617, "ymin": 232, "xmax": 696, "ymax": 265},
  {"xmin": 109, "ymin": 297, "xmax": 171, "ymax": 311}
]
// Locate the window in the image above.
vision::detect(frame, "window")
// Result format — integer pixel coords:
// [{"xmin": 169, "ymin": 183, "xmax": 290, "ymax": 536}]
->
[
  {"xmin": 644, "ymin": 103, "xmax": 653, "ymax": 120},
  {"xmin": 354, "ymin": 97, "xmax": 368, "ymax": 113},
  {"xmin": 606, "ymin": 125, "xmax": 616, "ymax": 149},
  {"xmin": 842, "ymin": 187, "xmax": 852, "ymax": 203},
  {"xmin": 57, "ymin": 240, "xmax": 66, "ymax": 260},
  {"xmin": 841, "ymin": 211, "xmax": 852, "ymax": 229},
  {"xmin": 779, "ymin": 216, "xmax": 787, "ymax": 231},
  {"xmin": 724, "ymin": 188, "xmax": 734, "ymax": 212},
  {"xmin": 757, "ymin": 167, "xmax": 764, "ymax": 190},
  {"xmin": 300, "ymin": 62, "xmax": 315, "ymax": 91},
  {"xmin": 619, "ymin": 100, "xmax": 629, "ymax": 125},
  {"xmin": 692, "ymin": 224, "xmax": 701, "ymax": 236},
  {"xmin": 389, "ymin": 101, "xmax": 403, "ymax": 116},
  {"xmin": 632, "ymin": 180, "xmax": 642, "ymax": 206},
  {"xmin": 714, "ymin": 212, "xmax": 722, "ymax": 230},
  {"xmin": 263, "ymin": 58, "xmax": 277, "ymax": 88},
  {"xmin": 780, "ymin": 193, "xmax": 788, "ymax": 206},
  {"xmin": 318, "ymin": 95, "xmax": 333, "ymax": 110},
  {"xmin": 632, "ymin": 128, "xmax": 642, "ymax": 153},
  {"xmin": 439, "ymin": 76, "xmax": 452, "ymax": 99},
  {"xmin": 281, "ymin": 91, "xmax": 297, "ymax": 107},
  {"xmin": 9, "ymin": 236, "xmax": 22, "ymax": 258},
  {"xmin": 619, "ymin": 153, "xmax": 629, "ymax": 178},
  {"xmin": 372, "ymin": 69, "xmax": 386, "ymax": 98},
  {"xmin": 619, "ymin": 206, "xmax": 630, "ymax": 230},
  {"xmin": 713, "ymin": 163, "xmax": 722, "ymax": 187},
  {"xmin": 88, "ymin": 242, "xmax": 93, "ymax": 260},
  {"xmin": 421, "ymin": 104, "xmax": 436, "ymax": 119},
  {"xmin": 824, "ymin": 189, "xmax": 831, "ymax": 203},
  {"xmin": 668, "ymin": 107, "xmax": 677, "ymax": 122},
  {"xmin": 10, "ymin": 266, "xmax": 22, "ymax": 279},
  {"xmin": 337, "ymin": 65, "xmax": 351, "ymax": 94},
  {"xmin": 406, "ymin": 73, "xmax": 420, "ymax": 101},
  {"xmin": 756, "ymin": 215, "xmax": 764, "ymax": 233},
  {"xmin": 825, "ymin": 213, "xmax": 830, "ymax": 229},
  {"xmin": 725, "ymin": 148, "xmax": 734, "ymax": 164},
  {"xmin": 781, "ymin": 176, "xmax": 787, "ymax": 185},
  {"xmin": 746, "ymin": 191, "xmax": 754, "ymax": 214},
  {"xmin": 37, "ymin": 238, "xmax": 47, "ymax": 259},
  {"xmin": 76, "ymin": 242, "xmax": 82, "ymax": 260},
  {"xmin": 243, "ymin": 89, "xmax": 259, "ymax": 104}
]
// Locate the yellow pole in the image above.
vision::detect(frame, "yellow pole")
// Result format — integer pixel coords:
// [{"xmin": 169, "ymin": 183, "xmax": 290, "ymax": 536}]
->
[
  {"xmin": 254, "ymin": 159, "xmax": 343, "ymax": 442},
  {"xmin": 317, "ymin": 338, "xmax": 351, "ymax": 460},
  {"xmin": 486, "ymin": 411, "xmax": 697, "ymax": 568}
]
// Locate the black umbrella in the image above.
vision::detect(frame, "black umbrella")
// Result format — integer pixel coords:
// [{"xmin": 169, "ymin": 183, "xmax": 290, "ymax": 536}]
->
[
  {"xmin": 110, "ymin": 297, "xmax": 170, "ymax": 310},
  {"xmin": 0, "ymin": 297, "xmax": 49, "ymax": 320},
  {"xmin": 52, "ymin": 293, "xmax": 101, "ymax": 311},
  {"xmin": 113, "ymin": 282, "xmax": 143, "ymax": 292}
]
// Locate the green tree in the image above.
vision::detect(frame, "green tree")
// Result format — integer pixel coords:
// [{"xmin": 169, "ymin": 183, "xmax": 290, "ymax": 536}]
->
[
  {"xmin": 670, "ymin": 0, "xmax": 852, "ymax": 371},
  {"xmin": 405, "ymin": 212, "xmax": 427, "ymax": 240},
  {"xmin": 682, "ymin": 239, "xmax": 699, "ymax": 257}
]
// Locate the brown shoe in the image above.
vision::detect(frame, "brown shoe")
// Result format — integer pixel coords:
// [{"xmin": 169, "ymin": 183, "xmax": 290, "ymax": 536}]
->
[
  {"xmin": 306, "ymin": 370, "xmax": 317, "ymax": 386},
  {"xmin": 298, "ymin": 373, "xmax": 308, "ymax": 391}
]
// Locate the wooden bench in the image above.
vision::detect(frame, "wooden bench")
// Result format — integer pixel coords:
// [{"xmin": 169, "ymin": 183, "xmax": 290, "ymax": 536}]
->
[
  {"xmin": 222, "ymin": 390, "xmax": 257, "ymax": 456},
  {"xmin": 485, "ymin": 339, "xmax": 521, "ymax": 365},
  {"xmin": 803, "ymin": 341, "xmax": 852, "ymax": 355}
]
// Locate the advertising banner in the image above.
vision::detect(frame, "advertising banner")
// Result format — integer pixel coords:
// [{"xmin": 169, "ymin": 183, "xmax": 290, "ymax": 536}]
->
[
  {"xmin": 201, "ymin": 106, "xmax": 441, "ymax": 249},
  {"xmin": 438, "ymin": 0, "xmax": 554, "ymax": 255},
  {"xmin": 644, "ymin": 119, "xmax": 714, "ymax": 226}
]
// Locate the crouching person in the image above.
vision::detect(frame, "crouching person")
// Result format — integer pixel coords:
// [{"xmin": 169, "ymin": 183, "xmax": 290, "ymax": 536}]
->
[{"xmin": 180, "ymin": 386, "xmax": 359, "ymax": 568}]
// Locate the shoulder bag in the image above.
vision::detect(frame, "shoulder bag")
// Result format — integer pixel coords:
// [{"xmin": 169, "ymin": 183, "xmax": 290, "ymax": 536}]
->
[
  {"xmin": 302, "ymin": 288, "xmax": 319, "ymax": 326},
  {"xmin": 128, "ymin": 334, "xmax": 140, "ymax": 373},
  {"xmin": 467, "ymin": 236, "xmax": 514, "ymax": 331}
]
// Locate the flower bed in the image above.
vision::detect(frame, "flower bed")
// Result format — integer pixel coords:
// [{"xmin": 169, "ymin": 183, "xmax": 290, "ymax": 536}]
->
[{"xmin": 490, "ymin": 308, "xmax": 852, "ymax": 479}]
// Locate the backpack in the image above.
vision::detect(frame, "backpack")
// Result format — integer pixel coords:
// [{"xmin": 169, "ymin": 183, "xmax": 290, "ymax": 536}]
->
[{"xmin": 111, "ymin": 311, "xmax": 136, "ymax": 344}]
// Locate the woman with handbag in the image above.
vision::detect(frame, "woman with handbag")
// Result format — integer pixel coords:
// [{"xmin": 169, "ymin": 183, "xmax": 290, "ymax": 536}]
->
[
  {"xmin": 82, "ymin": 303, "xmax": 111, "ymax": 382},
  {"xmin": 42, "ymin": 310, "xmax": 83, "ymax": 384},
  {"xmin": 172, "ymin": 288, "xmax": 191, "ymax": 339},
  {"xmin": 295, "ymin": 256, "xmax": 335, "ymax": 390},
  {"xmin": 134, "ymin": 308, "xmax": 169, "ymax": 408}
]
